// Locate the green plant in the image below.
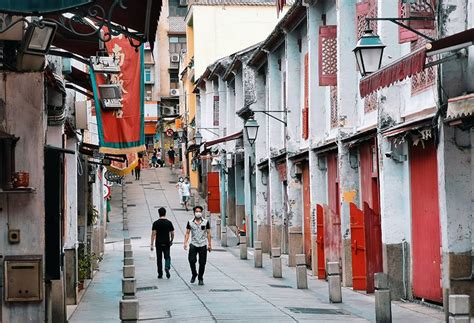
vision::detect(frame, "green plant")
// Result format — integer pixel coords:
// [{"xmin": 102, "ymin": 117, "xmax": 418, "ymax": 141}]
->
[
  {"xmin": 78, "ymin": 248, "xmax": 101, "ymax": 281},
  {"xmin": 87, "ymin": 203, "xmax": 99, "ymax": 226}
]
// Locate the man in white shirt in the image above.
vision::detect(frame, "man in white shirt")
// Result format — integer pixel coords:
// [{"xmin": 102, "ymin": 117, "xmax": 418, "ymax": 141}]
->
[{"xmin": 181, "ymin": 177, "xmax": 191, "ymax": 211}]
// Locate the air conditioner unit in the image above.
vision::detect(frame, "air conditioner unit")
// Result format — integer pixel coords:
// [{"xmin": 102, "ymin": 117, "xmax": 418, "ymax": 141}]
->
[
  {"xmin": 99, "ymin": 84, "xmax": 122, "ymax": 111},
  {"xmin": 75, "ymin": 101, "xmax": 89, "ymax": 130},
  {"xmin": 90, "ymin": 56, "xmax": 120, "ymax": 74},
  {"xmin": 170, "ymin": 54, "xmax": 180, "ymax": 63},
  {"xmin": 170, "ymin": 89, "xmax": 179, "ymax": 97},
  {"xmin": 162, "ymin": 106, "xmax": 174, "ymax": 116}
]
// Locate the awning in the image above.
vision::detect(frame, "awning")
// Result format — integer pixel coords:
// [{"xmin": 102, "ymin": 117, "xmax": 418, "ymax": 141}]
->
[
  {"xmin": 204, "ymin": 130, "xmax": 243, "ymax": 148},
  {"xmin": 144, "ymin": 122, "xmax": 157, "ymax": 135},
  {"xmin": 47, "ymin": 0, "xmax": 162, "ymax": 56},
  {"xmin": 360, "ymin": 47, "xmax": 426, "ymax": 98},
  {"xmin": 446, "ymin": 94, "xmax": 474, "ymax": 121},
  {"xmin": 0, "ymin": 0, "xmax": 92, "ymax": 15},
  {"xmin": 426, "ymin": 28, "xmax": 474, "ymax": 56},
  {"xmin": 64, "ymin": 66, "xmax": 92, "ymax": 93},
  {"xmin": 382, "ymin": 118, "xmax": 432, "ymax": 138}
]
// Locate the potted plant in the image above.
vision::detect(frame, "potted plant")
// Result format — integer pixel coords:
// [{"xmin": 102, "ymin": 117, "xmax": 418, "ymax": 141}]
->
[
  {"xmin": 87, "ymin": 203, "xmax": 99, "ymax": 226},
  {"xmin": 77, "ymin": 245, "xmax": 102, "ymax": 291}
]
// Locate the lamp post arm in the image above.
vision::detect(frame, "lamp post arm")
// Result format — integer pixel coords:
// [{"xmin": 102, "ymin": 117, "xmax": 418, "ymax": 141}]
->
[
  {"xmin": 253, "ymin": 111, "xmax": 287, "ymax": 126},
  {"xmin": 365, "ymin": 17, "xmax": 436, "ymax": 42}
]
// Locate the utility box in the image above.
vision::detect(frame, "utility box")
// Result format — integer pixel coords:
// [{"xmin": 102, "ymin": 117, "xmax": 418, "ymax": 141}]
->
[{"xmin": 4, "ymin": 255, "xmax": 43, "ymax": 302}]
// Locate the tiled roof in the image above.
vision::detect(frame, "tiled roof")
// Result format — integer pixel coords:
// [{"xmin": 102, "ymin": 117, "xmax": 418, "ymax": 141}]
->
[
  {"xmin": 191, "ymin": 0, "xmax": 293, "ymax": 6},
  {"xmin": 168, "ymin": 16, "xmax": 186, "ymax": 33}
]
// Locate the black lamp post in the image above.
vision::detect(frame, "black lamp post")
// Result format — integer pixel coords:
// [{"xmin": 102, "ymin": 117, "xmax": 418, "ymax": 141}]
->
[{"xmin": 194, "ymin": 131, "xmax": 203, "ymax": 146}]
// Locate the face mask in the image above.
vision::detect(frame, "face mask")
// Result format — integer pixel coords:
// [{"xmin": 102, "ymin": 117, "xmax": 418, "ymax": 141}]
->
[
  {"xmin": 179, "ymin": 178, "xmax": 183, "ymax": 182},
  {"xmin": 195, "ymin": 212, "xmax": 202, "ymax": 218}
]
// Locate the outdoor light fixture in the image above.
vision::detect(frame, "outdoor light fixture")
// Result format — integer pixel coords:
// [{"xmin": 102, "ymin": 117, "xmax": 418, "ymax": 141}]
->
[
  {"xmin": 22, "ymin": 21, "xmax": 57, "ymax": 55},
  {"xmin": 98, "ymin": 84, "xmax": 122, "ymax": 111},
  {"xmin": 244, "ymin": 116, "xmax": 259, "ymax": 145},
  {"xmin": 90, "ymin": 55, "xmax": 120, "ymax": 74},
  {"xmin": 177, "ymin": 128, "xmax": 185, "ymax": 139},
  {"xmin": 194, "ymin": 131, "xmax": 203, "ymax": 145},
  {"xmin": 353, "ymin": 29, "xmax": 386, "ymax": 77}
]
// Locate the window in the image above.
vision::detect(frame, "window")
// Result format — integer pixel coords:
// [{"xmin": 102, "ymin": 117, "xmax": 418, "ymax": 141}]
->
[
  {"xmin": 213, "ymin": 96, "xmax": 219, "ymax": 126},
  {"xmin": 169, "ymin": 70, "xmax": 179, "ymax": 89},
  {"xmin": 318, "ymin": 25, "xmax": 337, "ymax": 86},
  {"xmin": 168, "ymin": 0, "xmax": 187, "ymax": 16},
  {"xmin": 169, "ymin": 35, "xmax": 187, "ymax": 54},
  {"xmin": 144, "ymin": 67, "xmax": 154, "ymax": 84}
]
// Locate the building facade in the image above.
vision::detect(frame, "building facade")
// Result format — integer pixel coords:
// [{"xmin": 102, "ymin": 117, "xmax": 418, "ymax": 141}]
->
[{"xmin": 194, "ymin": 0, "xmax": 474, "ymax": 314}]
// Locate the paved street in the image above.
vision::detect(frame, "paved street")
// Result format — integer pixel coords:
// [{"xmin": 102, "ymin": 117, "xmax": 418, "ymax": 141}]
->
[{"xmin": 69, "ymin": 167, "xmax": 445, "ymax": 323}]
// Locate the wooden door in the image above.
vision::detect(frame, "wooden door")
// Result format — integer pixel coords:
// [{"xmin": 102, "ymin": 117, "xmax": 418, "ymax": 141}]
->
[
  {"xmin": 316, "ymin": 204, "xmax": 326, "ymax": 279},
  {"xmin": 302, "ymin": 163, "xmax": 311, "ymax": 266},
  {"xmin": 207, "ymin": 172, "xmax": 221, "ymax": 213},
  {"xmin": 350, "ymin": 203, "xmax": 367, "ymax": 290},
  {"xmin": 410, "ymin": 139, "xmax": 442, "ymax": 302},
  {"xmin": 325, "ymin": 152, "xmax": 341, "ymax": 263},
  {"xmin": 358, "ymin": 140, "xmax": 383, "ymax": 293}
]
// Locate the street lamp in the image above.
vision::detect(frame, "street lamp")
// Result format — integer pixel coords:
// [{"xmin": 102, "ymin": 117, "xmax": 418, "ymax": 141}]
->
[
  {"xmin": 353, "ymin": 29, "xmax": 386, "ymax": 77},
  {"xmin": 244, "ymin": 115, "xmax": 259, "ymax": 145},
  {"xmin": 177, "ymin": 127, "xmax": 185, "ymax": 139},
  {"xmin": 194, "ymin": 131, "xmax": 203, "ymax": 146}
]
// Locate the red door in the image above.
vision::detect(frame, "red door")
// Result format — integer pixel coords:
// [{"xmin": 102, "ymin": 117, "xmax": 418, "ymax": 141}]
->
[
  {"xmin": 357, "ymin": 139, "xmax": 383, "ymax": 293},
  {"xmin": 316, "ymin": 204, "xmax": 326, "ymax": 279},
  {"xmin": 325, "ymin": 152, "xmax": 341, "ymax": 263},
  {"xmin": 350, "ymin": 203, "xmax": 367, "ymax": 290},
  {"xmin": 207, "ymin": 172, "xmax": 220, "ymax": 213},
  {"xmin": 302, "ymin": 163, "xmax": 311, "ymax": 266},
  {"xmin": 410, "ymin": 139, "xmax": 442, "ymax": 302}
]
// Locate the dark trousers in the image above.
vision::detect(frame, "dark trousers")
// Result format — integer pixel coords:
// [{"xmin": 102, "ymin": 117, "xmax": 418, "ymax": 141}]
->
[
  {"xmin": 156, "ymin": 245, "xmax": 171, "ymax": 276},
  {"xmin": 188, "ymin": 244, "xmax": 207, "ymax": 280},
  {"xmin": 135, "ymin": 168, "xmax": 141, "ymax": 180}
]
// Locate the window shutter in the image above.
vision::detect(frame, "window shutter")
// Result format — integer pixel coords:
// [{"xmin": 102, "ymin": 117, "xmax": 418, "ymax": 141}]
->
[
  {"xmin": 318, "ymin": 25, "xmax": 337, "ymax": 86},
  {"xmin": 356, "ymin": 0, "xmax": 377, "ymax": 40},
  {"xmin": 399, "ymin": 0, "xmax": 436, "ymax": 43},
  {"xmin": 302, "ymin": 53, "xmax": 309, "ymax": 140}
]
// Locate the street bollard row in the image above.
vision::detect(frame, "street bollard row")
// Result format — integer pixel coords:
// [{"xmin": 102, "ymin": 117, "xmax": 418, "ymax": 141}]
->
[
  {"xmin": 122, "ymin": 184, "xmax": 128, "ymax": 231},
  {"xmin": 120, "ymin": 239, "xmax": 139, "ymax": 322},
  {"xmin": 327, "ymin": 262, "xmax": 342, "ymax": 303},
  {"xmin": 272, "ymin": 247, "xmax": 282, "ymax": 278},
  {"xmin": 239, "ymin": 236, "xmax": 247, "ymax": 260},
  {"xmin": 295, "ymin": 254, "xmax": 308, "ymax": 289}
]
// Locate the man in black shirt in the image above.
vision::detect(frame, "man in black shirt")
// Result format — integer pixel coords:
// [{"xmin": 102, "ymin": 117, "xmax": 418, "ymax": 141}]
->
[{"xmin": 150, "ymin": 207, "xmax": 175, "ymax": 279}]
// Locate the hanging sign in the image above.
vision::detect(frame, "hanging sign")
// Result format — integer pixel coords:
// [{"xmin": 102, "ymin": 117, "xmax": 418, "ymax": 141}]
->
[{"xmin": 90, "ymin": 33, "xmax": 145, "ymax": 156}]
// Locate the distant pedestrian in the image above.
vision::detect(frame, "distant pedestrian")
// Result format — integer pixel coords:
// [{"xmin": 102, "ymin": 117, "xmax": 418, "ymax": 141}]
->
[
  {"xmin": 157, "ymin": 148, "xmax": 164, "ymax": 167},
  {"xmin": 184, "ymin": 206, "xmax": 211, "ymax": 286},
  {"xmin": 135, "ymin": 158, "xmax": 142, "ymax": 180},
  {"xmin": 151, "ymin": 149, "xmax": 158, "ymax": 168},
  {"xmin": 167, "ymin": 147, "xmax": 175, "ymax": 169},
  {"xmin": 176, "ymin": 177, "xmax": 184, "ymax": 205},
  {"xmin": 150, "ymin": 207, "xmax": 175, "ymax": 279},
  {"xmin": 182, "ymin": 177, "xmax": 191, "ymax": 211}
]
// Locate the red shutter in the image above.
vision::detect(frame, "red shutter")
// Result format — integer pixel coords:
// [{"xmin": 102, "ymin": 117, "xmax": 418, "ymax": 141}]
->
[
  {"xmin": 356, "ymin": 0, "xmax": 377, "ymax": 41},
  {"xmin": 302, "ymin": 53, "xmax": 309, "ymax": 139},
  {"xmin": 318, "ymin": 25, "xmax": 337, "ymax": 86},
  {"xmin": 399, "ymin": 0, "xmax": 436, "ymax": 43}
]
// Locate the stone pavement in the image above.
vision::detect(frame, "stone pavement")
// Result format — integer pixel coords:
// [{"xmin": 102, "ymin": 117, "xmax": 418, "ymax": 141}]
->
[{"xmin": 69, "ymin": 167, "xmax": 445, "ymax": 323}]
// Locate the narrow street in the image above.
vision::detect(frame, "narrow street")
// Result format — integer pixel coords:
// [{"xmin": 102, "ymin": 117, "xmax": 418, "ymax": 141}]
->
[{"xmin": 69, "ymin": 167, "xmax": 444, "ymax": 323}]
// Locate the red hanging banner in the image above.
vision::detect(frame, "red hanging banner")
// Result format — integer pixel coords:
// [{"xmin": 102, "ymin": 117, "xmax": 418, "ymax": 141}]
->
[{"xmin": 91, "ymin": 34, "xmax": 145, "ymax": 156}]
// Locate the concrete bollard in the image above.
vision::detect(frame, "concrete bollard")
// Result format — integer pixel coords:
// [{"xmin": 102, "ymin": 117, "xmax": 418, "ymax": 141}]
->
[
  {"xmin": 254, "ymin": 241, "xmax": 263, "ymax": 268},
  {"xmin": 272, "ymin": 247, "xmax": 282, "ymax": 278},
  {"xmin": 124, "ymin": 238, "xmax": 131, "ymax": 245},
  {"xmin": 327, "ymin": 261, "xmax": 342, "ymax": 303},
  {"xmin": 120, "ymin": 299, "xmax": 139, "ymax": 321},
  {"xmin": 124, "ymin": 257, "xmax": 134, "ymax": 266},
  {"xmin": 124, "ymin": 244, "xmax": 132, "ymax": 252},
  {"xmin": 375, "ymin": 273, "xmax": 392, "ymax": 323},
  {"xmin": 216, "ymin": 219, "xmax": 222, "ymax": 240},
  {"xmin": 295, "ymin": 254, "xmax": 308, "ymax": 289},
  {"xmin": 124, "ymin": 250, "xmax": 133, "ymax": 259},
  {"xmin": 449, "ymin": 295, "xmax": 470, "ymax": 323},
  {"xmin": 123, "ymin": 265, "xmax": 135, "ymax": 278},
  {"xmin": 240, "ymin": 236, "xmax": 247, "ymax": 260},
  {"xmin": 221, "ymin": 227, "xmax": 228, "ymax": 247},
  {"xmin": 122, "ymin": 278, "xmax": 136, "ymax": 296}
]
